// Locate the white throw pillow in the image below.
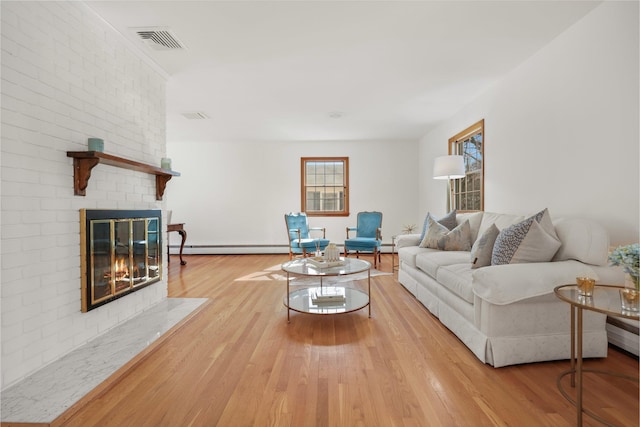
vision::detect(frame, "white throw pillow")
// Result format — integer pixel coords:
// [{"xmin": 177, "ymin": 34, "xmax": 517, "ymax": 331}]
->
[{"xmin": 509, "ymin": 220, "xmax": 562, "ymax": 264}]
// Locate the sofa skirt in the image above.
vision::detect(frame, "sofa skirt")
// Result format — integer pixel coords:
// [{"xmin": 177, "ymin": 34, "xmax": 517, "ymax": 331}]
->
[{"xmin": 398, "ymin": 262, "xmax": 608, "ymax": 367}]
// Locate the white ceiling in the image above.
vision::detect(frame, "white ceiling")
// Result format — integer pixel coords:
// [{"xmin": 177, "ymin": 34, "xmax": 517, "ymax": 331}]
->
[{"xmin": 87, "ymin": 1, "xmax": 600, "ymax": 143}]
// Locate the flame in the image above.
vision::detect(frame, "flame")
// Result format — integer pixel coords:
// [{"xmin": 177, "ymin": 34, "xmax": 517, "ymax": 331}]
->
[{"xmin": 114, "ymin": 257, "xmax": 129, "ymax": 281}]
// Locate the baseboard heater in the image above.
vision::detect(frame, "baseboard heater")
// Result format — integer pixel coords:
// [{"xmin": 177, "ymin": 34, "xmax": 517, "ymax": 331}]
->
[{"xmin": 606, "ymin": 316, "xmax": 639, "ymax": 357}]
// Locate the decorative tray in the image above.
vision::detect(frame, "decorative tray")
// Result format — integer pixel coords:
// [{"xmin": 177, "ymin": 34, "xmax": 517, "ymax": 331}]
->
[{"xmin": 306, "ymin": 257, "xmax": 346, "ymax": 269}]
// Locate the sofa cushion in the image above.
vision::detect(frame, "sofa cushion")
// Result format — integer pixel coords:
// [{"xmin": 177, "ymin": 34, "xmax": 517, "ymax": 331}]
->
[
  {"xmin": 436, "ymin": 263, "xmax": 474, "ymax": 303},
  {"xmin": 552, "ymin": 218, "xmax": 610, "ymax": 266},
  {"xmin": 419, "ymin": 210, "xmax": 456, "ymax": 242},
  {"xmin": 470, "ymin": 223, "xmax": 499, "ymax": 269},
  {"xmin": 439, "ymin": 220, "xmax": 472, "ymax": 251},
  {"xmin": 399, "ymin": 246, "xmax": 437, "ymax": 269},
  {"xmin": 457, "ymin": 212, "xmax": 483, "ymax": 245},
  {"xmin": 416, "ymin": 250, "xmax": 470, "ymax": 278},
  {"xmin": 492, "ymin": 209, "xmax": 561, "ymax": 265},
  {"xmin": 477, "ymin": 212, "xmax": 524, "ymax": 240}
]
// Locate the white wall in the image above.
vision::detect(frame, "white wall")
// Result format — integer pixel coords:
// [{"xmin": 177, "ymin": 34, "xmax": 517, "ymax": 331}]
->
[
  {"xmin": 1, "ymin": 2, "xmax": 168, "ymax": 388},
  {"xmin": 166, "ymin": 139, "xmax": 419, "ymax": 252},
  {"xmin": 419, "ymin": 1, "xmax": 639, "ymax": 245}
]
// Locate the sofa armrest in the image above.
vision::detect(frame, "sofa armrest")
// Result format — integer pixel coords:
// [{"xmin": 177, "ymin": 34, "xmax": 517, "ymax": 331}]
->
[
  {"xmin": 472, "ymin": 260, "xmax": 600, "ymax": 305},
  {"xmin": 395, "ymin": 233, "xmax": 421, "ymax": 249}
]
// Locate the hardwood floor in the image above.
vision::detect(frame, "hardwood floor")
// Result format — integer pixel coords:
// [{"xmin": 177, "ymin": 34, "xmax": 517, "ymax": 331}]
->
[{"xmin": 59, "ymin": 254, "xmax": 638, "ymax": 427}]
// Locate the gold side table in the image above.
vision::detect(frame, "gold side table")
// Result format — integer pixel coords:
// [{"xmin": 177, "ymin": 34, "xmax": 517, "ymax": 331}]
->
[{"xmin": 554, "ymin": 284, "xmax": 639, "ymax": 427}]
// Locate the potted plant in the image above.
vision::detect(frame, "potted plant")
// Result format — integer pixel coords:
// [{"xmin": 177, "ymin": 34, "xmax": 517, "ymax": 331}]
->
[{"xmin": 609, "ymin": 243, "xmax": 639, "ymax": 312}]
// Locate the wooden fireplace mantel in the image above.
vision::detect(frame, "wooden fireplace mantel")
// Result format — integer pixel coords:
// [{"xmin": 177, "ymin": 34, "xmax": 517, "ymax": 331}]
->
[{"xmin": 67, "ymin": 151, "xmax": 181, "ymax": 200}]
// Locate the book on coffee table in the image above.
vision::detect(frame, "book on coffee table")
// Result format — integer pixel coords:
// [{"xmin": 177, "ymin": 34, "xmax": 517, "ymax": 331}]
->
[{"xmin": 311, "ymin": 288, "xmax": 346, "ymax": 304}]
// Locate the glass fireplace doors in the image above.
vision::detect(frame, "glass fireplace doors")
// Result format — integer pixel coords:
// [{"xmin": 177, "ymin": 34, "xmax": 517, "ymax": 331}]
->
[{"xmin": 81, "ymin": 210, "xmax": 161, "ymax": 312}]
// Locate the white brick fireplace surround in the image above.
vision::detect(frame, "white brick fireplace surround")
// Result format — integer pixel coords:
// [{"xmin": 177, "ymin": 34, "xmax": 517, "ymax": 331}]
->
[{"xmin": 1, "ymin": 1, "xmax": 171, "ymax": 390}]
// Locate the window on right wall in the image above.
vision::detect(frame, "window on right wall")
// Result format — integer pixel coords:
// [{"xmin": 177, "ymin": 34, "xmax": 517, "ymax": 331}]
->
[{"xmin": 449, "ymin": 119, "xmax": 484, "ymax": 212}]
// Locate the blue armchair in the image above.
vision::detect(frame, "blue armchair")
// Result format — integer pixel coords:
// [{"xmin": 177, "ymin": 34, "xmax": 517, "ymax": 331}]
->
[
  {"xmin": 284, "ymin": 212, "xmax": 330, "ymax": 259},
  {"xmin": 344, "ymin": 211, "xmax": 383, "ymax": 268}
]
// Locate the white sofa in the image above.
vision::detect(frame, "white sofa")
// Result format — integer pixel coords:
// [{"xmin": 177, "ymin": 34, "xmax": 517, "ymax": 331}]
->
[{"xmin": 396, "ymin": 210, "xmax": 624, "ymax": 367}]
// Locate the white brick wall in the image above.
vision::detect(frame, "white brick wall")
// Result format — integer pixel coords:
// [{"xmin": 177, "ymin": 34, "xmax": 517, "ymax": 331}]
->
[{"xmin": 1, "ymin": 2, "xmax": 168, "ymax": 388}]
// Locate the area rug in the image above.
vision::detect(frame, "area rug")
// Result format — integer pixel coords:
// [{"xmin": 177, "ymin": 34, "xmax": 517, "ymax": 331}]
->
[{"xmin": 234, "ymin": 264, "xmax": 392, "ymax": 284}]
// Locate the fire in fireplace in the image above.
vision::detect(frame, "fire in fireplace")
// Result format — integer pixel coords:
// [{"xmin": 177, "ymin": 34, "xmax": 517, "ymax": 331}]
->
[{"xmin": 80, "ymin": 209, "xmax": 162, "ymax": 312}]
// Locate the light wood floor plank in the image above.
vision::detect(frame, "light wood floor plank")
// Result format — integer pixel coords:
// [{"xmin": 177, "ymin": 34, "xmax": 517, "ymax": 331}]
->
[{"xmin": 56, "ymin": 254, "xmax": 638, "ymax": 427}]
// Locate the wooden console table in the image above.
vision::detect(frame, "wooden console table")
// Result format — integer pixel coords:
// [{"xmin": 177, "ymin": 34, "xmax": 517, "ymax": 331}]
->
[{"xmin": 167, "ymin": 223, "xmax": 187, "ymax": 265}]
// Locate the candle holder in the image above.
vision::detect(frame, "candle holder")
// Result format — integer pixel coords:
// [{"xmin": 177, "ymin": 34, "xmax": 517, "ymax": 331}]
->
[
  {"xmin": 576, "ymin": 276, "xmax": 595, "ymax": 297},
  {"xmin": 620, "ymin": 288, "xmax": 639, "ymax": 312}
]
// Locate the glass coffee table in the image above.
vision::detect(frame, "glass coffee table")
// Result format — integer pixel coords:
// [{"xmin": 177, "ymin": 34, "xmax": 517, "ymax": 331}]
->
[{"xmin": 281, "ymin": 258, "xmax": 371, "ymax": 322}]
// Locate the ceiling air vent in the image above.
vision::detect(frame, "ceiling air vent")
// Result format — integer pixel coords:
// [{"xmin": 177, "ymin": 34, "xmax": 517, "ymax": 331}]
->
[
  {"xmin": 181, "ymin": 112, "xmax": 209, "ymax": 120},
  {"xmin": 132, "ymin": 27, "xmax": 186, "ymax": 50}
]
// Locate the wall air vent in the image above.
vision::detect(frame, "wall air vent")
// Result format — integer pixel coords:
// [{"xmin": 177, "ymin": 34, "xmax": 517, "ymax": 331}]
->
[
  {"xmin": 181, "ymin": 112, "xmax": 209, "ymax": 120},
  {"xmin": 132, "ymin": 27, "xmax": 186, "ymax": 50}
]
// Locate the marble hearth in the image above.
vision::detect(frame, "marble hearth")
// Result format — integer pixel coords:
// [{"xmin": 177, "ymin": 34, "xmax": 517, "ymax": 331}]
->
[{"xmin": 1, "ymin": 298, "xmax": 207, "ymax": 424}]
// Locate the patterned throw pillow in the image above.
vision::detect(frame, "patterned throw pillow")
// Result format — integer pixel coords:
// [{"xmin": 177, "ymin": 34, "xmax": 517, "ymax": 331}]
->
[
  {"xmin": 470, "ymin": 223, "xmax": 500, "ymax": 269},
  {"xmin": 438, "ymin": 220, "xmax": 472, "ymax": 251},
  {"xmin": 419, "ymin": 216, "xmax": 449, "ymax": 248},
  {"xmin": 491, "ymin": 209, "xmax": 561, "ymax": 265},
  {"xmin": 418, "ymin": 210, "xmax": 457, "ymax": 242}
]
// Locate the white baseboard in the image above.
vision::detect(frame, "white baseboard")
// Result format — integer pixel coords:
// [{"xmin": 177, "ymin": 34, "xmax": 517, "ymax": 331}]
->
[{"xmin": 169, "ymin": 244, "xmax": 395, "ymax": 255}]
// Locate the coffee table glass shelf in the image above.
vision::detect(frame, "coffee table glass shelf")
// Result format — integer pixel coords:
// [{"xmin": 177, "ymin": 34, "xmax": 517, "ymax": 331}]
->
[{"xmin": 281, "ymin": 257, "xmax": 371, "ymax": 322}]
